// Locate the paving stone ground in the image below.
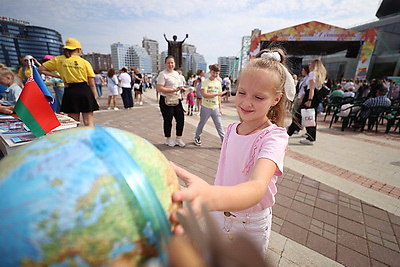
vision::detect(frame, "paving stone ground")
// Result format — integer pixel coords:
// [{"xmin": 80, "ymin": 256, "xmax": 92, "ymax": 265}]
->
[{"xmin": 93, "ymin": 89, "xmax": 400, "ymax": 266}]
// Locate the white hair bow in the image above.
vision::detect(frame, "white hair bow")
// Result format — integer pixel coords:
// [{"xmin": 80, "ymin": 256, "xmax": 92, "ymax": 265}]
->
[
  {"xmin": 260, "ymin": 51, "xmax": 281, "ymax": 61},
  {"xmin": 260, "ymin": 52, "xmax": 296, "ymax": 101}
]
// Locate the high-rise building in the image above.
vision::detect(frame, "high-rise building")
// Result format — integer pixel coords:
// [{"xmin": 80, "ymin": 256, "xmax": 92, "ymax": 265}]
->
[
  {"xmin": 240, "ymin": 36, "xmax": 251, "ymax": 72},
  {"xmin": 190, "ymin": 54, "xmax": 207, "ymax": 74},
  {"xmin": 111, "ymin": 43, "xmax": 152, "ymax": 73},
  {"xmin": 142, "ymin": 38, "xmax": 159, "ymax": 73},
  {"xmin": 182, "ymin": 43, "xmax": 196, "ymax": 54},
  {"xmin": 130, "ymin": 45, "xmax": 152, "ymax": 74},
  {"xmin": 0, "ymin": 17, "xmax": 63, "ymax": 69},
  {"xmin": 110, "ymin": 42, "xmax": 132, "ymax": 70},
  {"xmin": 82, "ymin": 53, "xmax": 112, "ymax": 72},
  {"xmin": 218, "ymin": 56, "xmax": 239, "ymax": 79},
  {"xmin": 159, "ymin": 50, "xmax": 168, "ymax": 71}
]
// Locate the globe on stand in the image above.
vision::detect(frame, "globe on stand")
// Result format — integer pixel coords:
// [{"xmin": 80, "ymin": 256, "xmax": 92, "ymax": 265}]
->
[{"xmin": 0, "ymin": 126, "xmax": 180, "ymax": 266}]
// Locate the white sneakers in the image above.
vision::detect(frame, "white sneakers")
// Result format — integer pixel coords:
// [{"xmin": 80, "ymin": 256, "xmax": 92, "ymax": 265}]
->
[
  {"xmin": 165, "ymin": 139, "xmax": 175, "ymax": 147},
  {"xmin": 300, "ymin": 138, "xmax": 314, "ymax": 145},
  {"xmin": 165, "ymin": 138, "xmax": 186, "ymax": 147},
  {"xmin": 175, "ymin": 139, "xmax": 186, "ymax": 147}
]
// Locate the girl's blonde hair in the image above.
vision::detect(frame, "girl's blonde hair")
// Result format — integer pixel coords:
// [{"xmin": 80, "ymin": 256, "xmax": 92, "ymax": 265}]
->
[
  {"xmin": 238, "ymin": 48, "xmax": 289, "ymax": 127},
  {"xmin": 0, "ymin": 65, "xmax": 15, "ymax": 84},
  {"xmin": 310, "ymin": 58, "xmax": 326, "ymax": 88}
]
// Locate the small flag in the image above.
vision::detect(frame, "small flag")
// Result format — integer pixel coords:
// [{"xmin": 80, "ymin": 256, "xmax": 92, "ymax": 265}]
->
[
  {"xmin": 14, "ymin": 76, "xmax": 60, "ymax": 137},
  {"xmin": 32, "ymin": 66, "xmax": 57, "ymax": 111}
]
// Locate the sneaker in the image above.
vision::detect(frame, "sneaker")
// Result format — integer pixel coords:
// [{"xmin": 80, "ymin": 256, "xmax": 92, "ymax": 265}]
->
[
  {"xmin": 301, "ymin": 134, "xmax": 309, "ymax": 138},
  {"xmin": 114, "ymin": 107, "xmax": 119, "ymax": 110},
  {"xmin": 194, "ymin": 137, "xmax": 201, "ymax": 146},
  {"xmin": 164, "ymin": 139, "xmax": 175, "ymax": 147},
  {"xmin": 175, "ymin": 139, "xmax": 186, "ymax": 147},
  {"xmin": 300, "ymin": 138, "xmax": 314, "ymax": 145},
  {"xmin": 139, "ymin": 101, "xmax": 143, "ymax": 105},
  {"xmin": 107, "ymin": 107, "xmax": 111, "ymax": 110}
]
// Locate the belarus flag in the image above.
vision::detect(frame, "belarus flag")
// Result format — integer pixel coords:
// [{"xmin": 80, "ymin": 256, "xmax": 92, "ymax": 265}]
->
[{"xmin": 14, "ymin": 75, "xmax": 60, "ymax": 137}]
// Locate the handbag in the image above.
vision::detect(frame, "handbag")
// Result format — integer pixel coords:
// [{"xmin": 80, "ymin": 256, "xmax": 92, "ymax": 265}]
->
[
  {"xmin": 164, "ymin": 93, "xmax": 180, "ymax": 106},
  {"xmin": 301, "ymin": 108, "xmax": 316, "ymax": 127},
  {"xmin": 133, "ymin": 83, "xmax": 140, "ymax": 90}
]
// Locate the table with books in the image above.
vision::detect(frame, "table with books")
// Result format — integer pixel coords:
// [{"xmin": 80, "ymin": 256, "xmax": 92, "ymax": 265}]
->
[{"xmin": 0, "ymin": 114, "xmax": 79, "ymax": 157}]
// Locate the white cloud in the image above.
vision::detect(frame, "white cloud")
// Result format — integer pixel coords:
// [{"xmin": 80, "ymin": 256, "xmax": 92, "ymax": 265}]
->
[{"xmin": 2, "ymin": 0, "xmax": 380, "ymax": 65}]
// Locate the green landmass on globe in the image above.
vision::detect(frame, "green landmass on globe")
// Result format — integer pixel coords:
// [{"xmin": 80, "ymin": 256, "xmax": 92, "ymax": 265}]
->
[{"xmin": 0, "ymin": 126, "xmax": 180, "ymax": 266}]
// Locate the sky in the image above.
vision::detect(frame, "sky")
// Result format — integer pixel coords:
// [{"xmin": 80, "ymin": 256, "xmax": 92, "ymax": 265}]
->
[{"xmin": 2, "ymin": 0, "xmax": 382, "ymax": 65}]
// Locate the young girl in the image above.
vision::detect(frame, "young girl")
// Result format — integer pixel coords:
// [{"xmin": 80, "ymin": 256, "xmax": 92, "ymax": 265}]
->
[
  {"xmin": 0, "ymin": 64, "xmax": 22, "ymax": 111},
  {"xmin": 106, "ymin": 68, "xmax": 119, "ymax": 110},
  {"xmin": 171, "ymin": 48, "xmax": 295, "ymax": 256},
  {"xmin": 186, "ymin": 87, "xmax": 195, "ymax": 116}
]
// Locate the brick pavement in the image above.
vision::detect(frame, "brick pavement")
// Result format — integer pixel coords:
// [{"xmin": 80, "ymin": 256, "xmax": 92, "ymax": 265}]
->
[{"xmin": 93, "ymin": 90, "xmax": 400, "ymax": 266}]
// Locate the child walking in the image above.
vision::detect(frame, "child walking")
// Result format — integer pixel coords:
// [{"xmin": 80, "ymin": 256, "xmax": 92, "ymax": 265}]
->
[
  {"xmin": 171, "ymin": 48, "xmax": 296, "ymax": 257},
  {"xmin": 186, "ymin": 87, "xmax": 196, "ymax": 116}
]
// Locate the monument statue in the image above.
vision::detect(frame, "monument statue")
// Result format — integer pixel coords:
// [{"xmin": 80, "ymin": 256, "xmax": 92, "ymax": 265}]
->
[{"xmin": 163, "ymin": 34, "xmax": 188, "ymax": 69}]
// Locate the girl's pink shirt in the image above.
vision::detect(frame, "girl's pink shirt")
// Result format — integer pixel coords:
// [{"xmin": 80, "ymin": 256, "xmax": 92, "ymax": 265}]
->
[{"xmin": 214, "ymin": 122, "xmax": 288, "ymax": 213}]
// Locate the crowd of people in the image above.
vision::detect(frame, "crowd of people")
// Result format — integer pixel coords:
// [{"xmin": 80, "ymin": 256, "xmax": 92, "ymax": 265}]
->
[
  {"xmin": 1, "ymin": 38, "xmax": 399, "ymax": 263},
  {"xmin": 287, "ymin": 64, "xmax": 399, "ymax": 144},
  {"xmin": 0, "ymin": 38, "xmax": 160, "ymax": 127}
]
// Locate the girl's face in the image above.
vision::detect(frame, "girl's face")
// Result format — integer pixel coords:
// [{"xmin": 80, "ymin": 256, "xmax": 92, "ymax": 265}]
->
[
  {"xmin": 309, "ymin": 61, "xmax": 315, "ymax": 71},
  {"xmin": 0, "ymin": 74, "xmax": 13, "ymax": 87},
  {"xmin": 301, "ymin": 68, "xmax": 307, "ymax": 76},
  {"xmin": 235, "ymin": 69, "xmax": 282, "ymax": 125},
  {"xmin": 165, "ymin": 58, "xmax": 175, "ymax": 71}
]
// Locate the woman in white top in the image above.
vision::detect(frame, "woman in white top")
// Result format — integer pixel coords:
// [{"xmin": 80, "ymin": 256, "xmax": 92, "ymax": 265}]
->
[
  {"xmin": 106, "ymin": 68, "xmax": 119, "ymax": 110},
  {"xmin": 299, "ymin": 59, "xmax": 326, "ymax": 145},
  {"xmin": 156, "ymin": 55, "xmax": 186, "ymax": 147},
  {"xmin": 119, "ymin": 67, "xmax": 133, "ymax": 109},
  {"xmin": 287, "ymin": 65, "xmax": 310, "ymax": 136}
]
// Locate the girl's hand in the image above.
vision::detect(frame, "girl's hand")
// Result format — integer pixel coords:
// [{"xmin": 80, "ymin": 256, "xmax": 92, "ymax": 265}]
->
[
  {"xmin": 0, "ymin": 105, "xmax": 13, "ymax": 114},
  {"xmin": 171, "ymin": 162, "xmax": 212, "ymax": 234}
]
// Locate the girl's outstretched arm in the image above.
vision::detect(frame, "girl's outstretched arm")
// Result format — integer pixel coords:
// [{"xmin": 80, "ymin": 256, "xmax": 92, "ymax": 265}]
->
[
  {"xmin": 172, "ymin": 163, "xmax": 212, "ymax": 218},
  {"xmin": 171, "ymin": 158, "xmax": 277, "ymax": 216}
]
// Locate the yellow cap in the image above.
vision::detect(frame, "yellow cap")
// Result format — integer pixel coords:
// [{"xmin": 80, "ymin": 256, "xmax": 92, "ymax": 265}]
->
[{"xmin": 64, "ymin": 38, "xmax": 82, "ymax": 50}]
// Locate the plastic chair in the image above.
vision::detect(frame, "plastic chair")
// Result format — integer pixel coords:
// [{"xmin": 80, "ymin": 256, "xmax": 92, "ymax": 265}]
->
[
  {"xmin": 381, "ymin": 106, "xmax": 400, "ymax": 133},
  {"xmin": 329, "ymin": 104, "xmax": 363, "ymax": 131},
  {"xmin": 361, "ymin": 106, "xmax": 390, "ymax": 132},
  {"xmin": 324, "ymin": 96, "xmax": 343, "ymax": 122},
  {"xmin": 342, "ymin": 96, "xmax": 355, "ymax": 105}
]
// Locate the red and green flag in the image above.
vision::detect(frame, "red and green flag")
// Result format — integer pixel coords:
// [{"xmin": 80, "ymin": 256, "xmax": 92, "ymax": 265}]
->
[{"xmin": 14, "ymin": 74, "xmax": 60, "ymax": 137}]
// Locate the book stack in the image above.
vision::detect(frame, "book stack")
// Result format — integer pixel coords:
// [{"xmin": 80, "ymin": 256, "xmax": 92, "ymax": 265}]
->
[
  {"xmin": 51, "ymin": 114, "xmax": 80, "ymax": 132},
  {"xmin": 0, "ymin": 115, "xmax": 33, "ymax": 144}
]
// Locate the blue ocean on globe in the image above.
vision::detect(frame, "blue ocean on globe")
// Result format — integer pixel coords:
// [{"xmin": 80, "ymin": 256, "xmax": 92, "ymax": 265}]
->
[{"xmin": 0, "ymin": 126, "xmax": 180, "ymax": 266}]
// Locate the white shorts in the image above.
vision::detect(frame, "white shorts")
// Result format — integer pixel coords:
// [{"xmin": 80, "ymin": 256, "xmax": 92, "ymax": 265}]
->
[{"xmin": 210, "ymin": 207, "xmax": 272, "ymax": 257}]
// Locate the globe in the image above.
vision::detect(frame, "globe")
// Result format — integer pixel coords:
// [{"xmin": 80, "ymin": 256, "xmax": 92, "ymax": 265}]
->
[{"xmin": 0, "ymin": 126, "xmax": 180, "ymax": 266}]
